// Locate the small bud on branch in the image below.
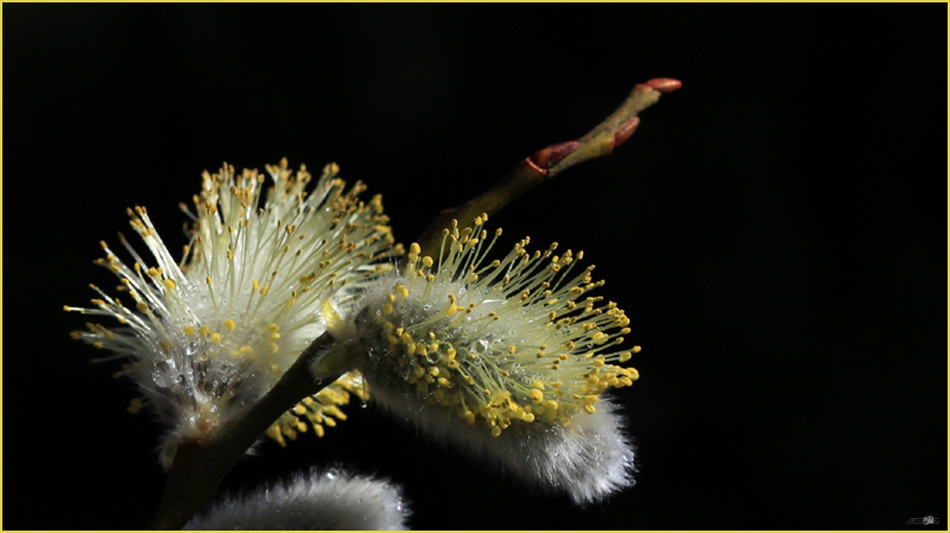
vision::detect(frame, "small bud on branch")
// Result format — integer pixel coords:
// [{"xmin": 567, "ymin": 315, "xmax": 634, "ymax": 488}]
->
[{"xmin": 415, "ymin": 78, "xmax": 682, "ymax": 259}]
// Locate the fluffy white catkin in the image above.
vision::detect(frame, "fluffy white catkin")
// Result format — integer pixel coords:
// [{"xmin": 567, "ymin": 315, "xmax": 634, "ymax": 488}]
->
[
  {"xmin": 324, "ymin": 217, "xmax": 640, "ymax": 504},
  {"xmin": 67, "ymin": 160, "xmax": 396, "ymax": 467},
  {"xmin": 369, "ymin": 380, "xmax": 636, "ymax": 505},
  {"xmin": 184, "ymin": 469, "xmax": 411, "ymax": 530}
]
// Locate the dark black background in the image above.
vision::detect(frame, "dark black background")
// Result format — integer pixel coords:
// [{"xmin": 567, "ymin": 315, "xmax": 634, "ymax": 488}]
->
[{"xmin": 3, "ymin": 4, "xmax": 946, "ymax": 530}]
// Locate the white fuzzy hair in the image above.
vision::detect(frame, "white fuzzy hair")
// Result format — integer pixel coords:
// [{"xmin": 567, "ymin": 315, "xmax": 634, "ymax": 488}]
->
[
  {"xmin": 185, "ymin": 468, "xmax": 410, "ymax": 530},
  {"xmin": 366, "ymin": 377, "xmax": 636, "ymax": 505}
]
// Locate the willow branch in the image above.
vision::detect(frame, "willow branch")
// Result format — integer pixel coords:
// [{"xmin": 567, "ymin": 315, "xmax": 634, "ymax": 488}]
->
[
  {"xmin": 414, "ymin": 78, "xmax": 681, "ymax": 259},
  {"xmin": 147, "ymin": 332, "xmax": 340, "ymax": 530}
]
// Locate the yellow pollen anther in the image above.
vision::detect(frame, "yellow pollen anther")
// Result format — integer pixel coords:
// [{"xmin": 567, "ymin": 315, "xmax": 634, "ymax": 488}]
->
[
  {"xmin": 224, "ymin": 319, "xmax": 236, "ymax": 330},
  {"xmin": 163, "ymin": 279, "xmax": 177, "ymax": 290},
  {"xmin": 128, "ymin": 397, "xmax": 144, "ymax": 414}
]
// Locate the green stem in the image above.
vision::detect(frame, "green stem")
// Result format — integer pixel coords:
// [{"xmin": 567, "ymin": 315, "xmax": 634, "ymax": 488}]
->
[
  {"xmin": 414, "ymin": 78, "xmax": 681, "ymax": 259},
  {"xmin": 147, "ymin": 332, "xmax": 339, "ymax": 530}
]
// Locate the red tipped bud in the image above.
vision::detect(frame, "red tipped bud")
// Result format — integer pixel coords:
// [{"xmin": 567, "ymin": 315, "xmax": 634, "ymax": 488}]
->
[
  {"xmin": 612, "ymin": 117, "xmax": 640, "ymax": 148},
  {"xmin": 529, "ymin": 141, "xmax": 580, "ymax": 170},
  {"xmin": 643, "ymin": 78, "xmax": 682, "ymax": 94}
]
